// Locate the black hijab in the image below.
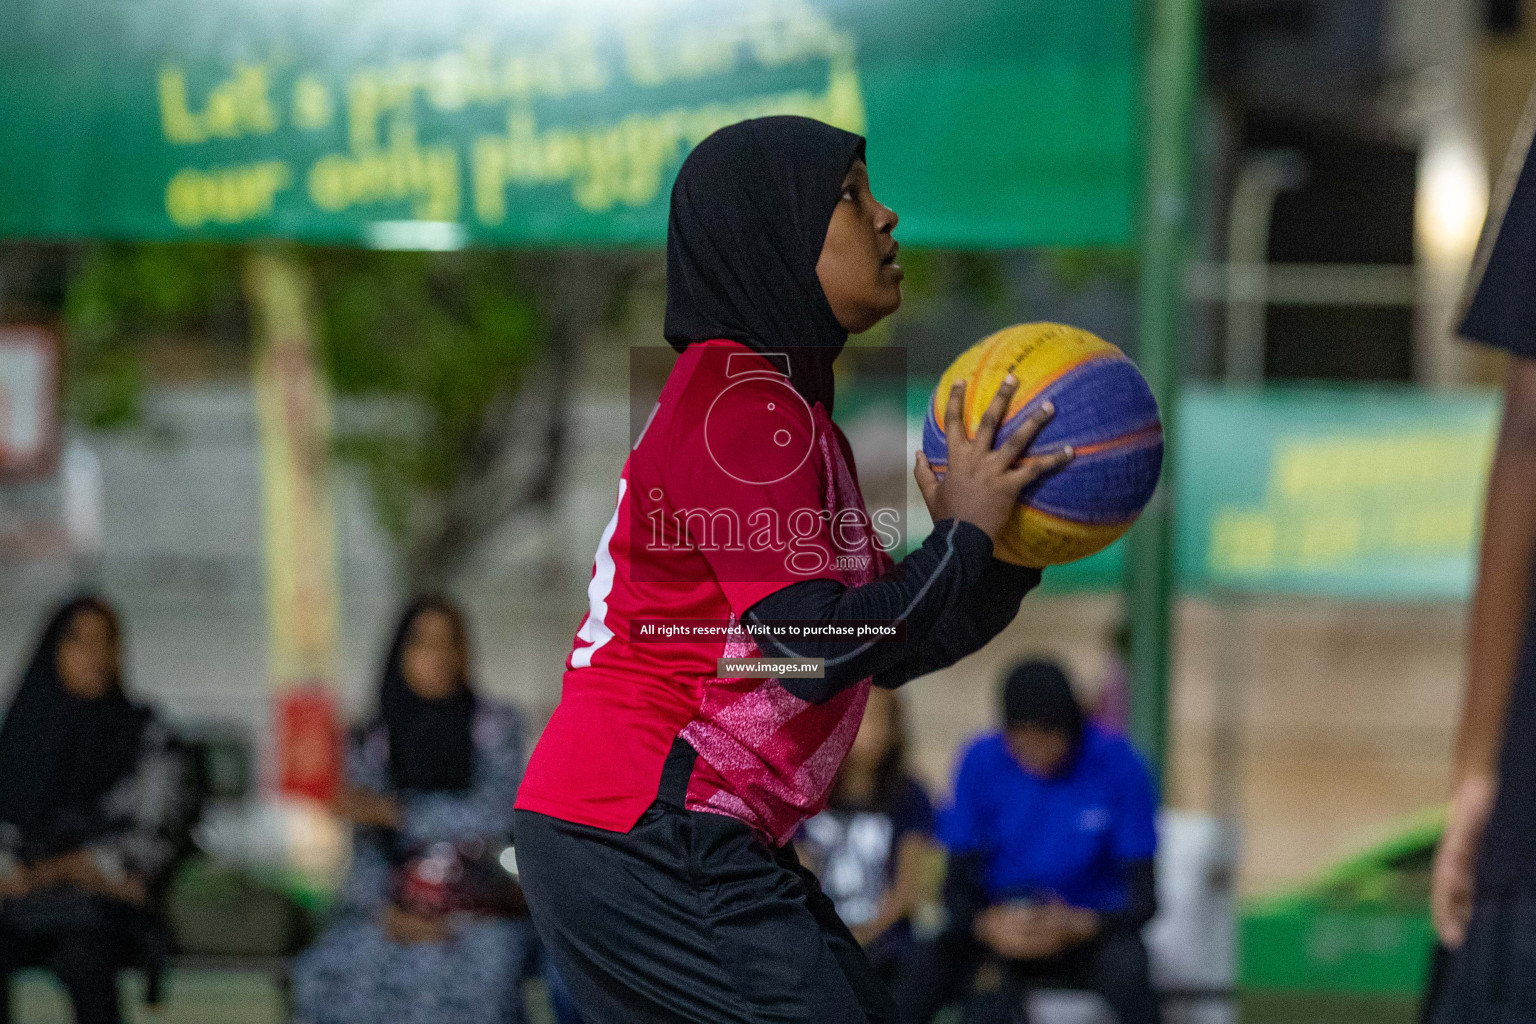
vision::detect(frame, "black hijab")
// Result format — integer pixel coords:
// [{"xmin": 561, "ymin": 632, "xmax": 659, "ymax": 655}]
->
[
  {"xmin": 378, "ymin": 596, "xmax": 477, "ymax": 794},
  {"xmin": 664, "ymin": 115, "xmax": 867, "ymax": 415},
  {"xmin": 0, "ymin": 596, "xmax": 150, "ymax": 851},
  {"xmin": 1002, "ymin": 660, "xmax": 1086, "ymax": 739}
]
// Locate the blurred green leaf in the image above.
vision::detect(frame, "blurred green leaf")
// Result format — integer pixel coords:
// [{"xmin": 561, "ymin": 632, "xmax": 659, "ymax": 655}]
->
[
  {"xmin": 890, "ymin": 249, "xmax": 1011, "ymax": 311},
  {"xmin": 1041, "ymin": 246, "xmax": 1138, "ymax": 291},
  {"xmin": 308, "ymin": 248, "xmax": 543, "ymax": 552},
  {"xmin": 61, "ymin": 241, "xmax": 244, "ymax": 427}
]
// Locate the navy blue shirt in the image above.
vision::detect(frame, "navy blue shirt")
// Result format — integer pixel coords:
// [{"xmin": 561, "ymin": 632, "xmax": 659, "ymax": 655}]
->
[
  {"xmin": 940, "ymin": 725, "xmax": 1157, "ymax": 912},
  {"xmin": 1463, "ymin": 118, "xmax": 1536, "ymax": 358}
]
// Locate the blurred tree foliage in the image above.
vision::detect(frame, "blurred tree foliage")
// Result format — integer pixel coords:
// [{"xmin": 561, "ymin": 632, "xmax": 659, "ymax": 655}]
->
[
  {"xmin": 57, "ymin": 241, "xmax": 647, "ymax": 586},
  {"xmin": 317, "ymin": 248, "xmax": 652, "ymax": 585},
  {"xmin": 893, "ymin": 246, "xmax": 1135, "ymax": 315},
  {"xmin": 63, "ymin": 242, "xmax": 244, "ymax": 428},
  {"xmin": 1042, "ymin": 247, "xmax": 1138, "ymax": 291},
  {"xmin": 308, "ymin": 247, "xmax": 546, "ymax": 585},
  {"xmin": 891, "ymin": 249, "xmax": 1010, "ymax": 310}
]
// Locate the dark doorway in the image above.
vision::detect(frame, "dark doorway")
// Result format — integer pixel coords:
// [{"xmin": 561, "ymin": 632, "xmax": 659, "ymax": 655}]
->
[{"xmin": 1242, "ymin": 118, "xmax": 1417, "ymax": 381}]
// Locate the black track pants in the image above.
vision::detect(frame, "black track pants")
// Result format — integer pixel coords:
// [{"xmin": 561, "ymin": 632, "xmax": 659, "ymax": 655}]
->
[
  {"xmin": 893, "ymin": 925, "xmax": 1160, "ymax": 1024},
  {"xmin": 514, "ymin": 748, "xmax": 897, "ymax": 1024}
]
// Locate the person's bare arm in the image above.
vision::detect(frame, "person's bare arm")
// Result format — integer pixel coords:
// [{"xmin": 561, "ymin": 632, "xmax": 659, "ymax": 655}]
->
[
  {"xmin": 851, "ymin": 832, "xmax": 939, "ymax": 945},
  {"xmin": 1432, "ymin": 356, "xmax": 1536, "ymax": 947},
  {"xmin": 27, "ymin": 850, "xmax": 147, "ymax": 905},
  {"xmin": 1455, "ymin": 360, "xmax": 1536, "ymax": 781},
  {"xmin": 334, "ymin": 786, "xmax": 401, "ymax": 829},
  {"xmin": 381, "ymin": 904, "xmax": 454, "ymax": 945}
]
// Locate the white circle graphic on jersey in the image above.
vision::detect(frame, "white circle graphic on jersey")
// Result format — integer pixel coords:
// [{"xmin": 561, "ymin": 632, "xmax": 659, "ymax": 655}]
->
[{"xmin": 704, "ymin": 374, "xmax": 815, "ymax": 485}]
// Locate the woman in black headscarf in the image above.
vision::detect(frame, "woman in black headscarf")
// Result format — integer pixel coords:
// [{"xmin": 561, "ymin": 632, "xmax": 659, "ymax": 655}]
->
[
  {"xmin": 514, "ymin": 115, "xmax": 1071, "ymax": 1024},
  {"xmin": 290, "ymin": 596, "xmax": 545, "ymax": 1024},
  {"xmin": 0, "ymin": 596, "xmax": 185, "ymax": 1024}
]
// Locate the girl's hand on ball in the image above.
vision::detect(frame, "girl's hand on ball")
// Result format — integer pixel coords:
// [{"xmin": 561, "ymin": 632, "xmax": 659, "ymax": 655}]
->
[{"xmin": 914, "ymin": 376, "xmax": 1073, "ymax": 541}]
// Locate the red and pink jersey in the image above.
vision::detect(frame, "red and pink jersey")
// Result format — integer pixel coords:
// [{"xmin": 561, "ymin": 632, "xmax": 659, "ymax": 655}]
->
[{"xmin": 516, "ymin": 339, "xmax": 893, "ymax": 846}]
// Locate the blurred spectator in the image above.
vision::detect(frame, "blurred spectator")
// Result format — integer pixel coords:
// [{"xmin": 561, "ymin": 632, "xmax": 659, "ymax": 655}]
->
[
  {"xmin": 1091, "ymin": 623, "xmax": 1132, "ymax": 737},
  {"xmin": 797, "ymin": 688, "xmax": 940, "ymax": 982},
  {"xmin": 0, "ymin": 596, "xmax": 188, "ymax": 1024},
  {"xmin": 291, "ymin": 596, "xmax": 542, "ymax": 1024},
  {"xmin": 541, "ymin": 949, "xmax": 583, "ymax": 1024},
  {"xmin": 896, "ymin": 660, "xmax": 1160, "ymax": 1024}
]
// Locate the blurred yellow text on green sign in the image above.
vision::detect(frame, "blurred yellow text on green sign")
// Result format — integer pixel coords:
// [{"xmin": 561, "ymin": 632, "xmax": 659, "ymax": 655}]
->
[
  {"xmin": 1184, "ymin": 387, "xmax": 1496, "ymax": 600},
  {"xmin": 0, "ymin": 0, "xmax": 1136, "ymax": 247}
]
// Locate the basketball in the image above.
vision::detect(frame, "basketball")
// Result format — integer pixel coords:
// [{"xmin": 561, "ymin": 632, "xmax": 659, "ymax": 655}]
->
[{"xmin": 921, "ymin": 323, "xmax": 1163, "ymax": 567}]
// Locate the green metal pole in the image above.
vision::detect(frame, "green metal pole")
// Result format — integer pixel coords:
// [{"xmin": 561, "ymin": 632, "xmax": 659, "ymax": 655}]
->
[{"xmin": 1128, "ymin": 0, "xmax": 1201, "ymax": 789}]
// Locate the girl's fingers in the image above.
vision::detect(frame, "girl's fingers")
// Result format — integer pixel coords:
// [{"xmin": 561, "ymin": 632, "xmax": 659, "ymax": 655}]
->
[
  {"xmin": 998, "ymin": 401, "xmax": 1055, "ymax": 462},
  {"xmin": 1006, "ymin": 446, "xmax": 1074, "ymax": 488},
  {"xmin": 943, "ymin": 381, "xmax": 967, "ymax": 450},
  {"xmin": 973, "ymin": 374, "xmax": 1018, "ymax": 451},
  {"xmin": 913, "ymin": 451, "xmax": 941, "ymax": 505}
]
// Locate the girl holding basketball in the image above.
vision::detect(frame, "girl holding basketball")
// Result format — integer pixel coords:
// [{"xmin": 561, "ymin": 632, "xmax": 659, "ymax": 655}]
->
[{"xmin": 513, "ymin": 115, "xmax": 1072, "ymax": 1024}]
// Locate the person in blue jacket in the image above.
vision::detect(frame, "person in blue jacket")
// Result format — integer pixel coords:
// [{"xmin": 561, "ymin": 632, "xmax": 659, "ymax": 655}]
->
[{"xmin": 896, "ymin": 660, "xmax": 1160, "ymax": 1024}]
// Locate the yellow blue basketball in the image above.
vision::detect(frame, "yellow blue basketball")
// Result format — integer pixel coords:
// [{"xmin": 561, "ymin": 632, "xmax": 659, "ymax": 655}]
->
[{"xmin": 922, "ymin": 323, "xmax": 1163, "ymax": 567}]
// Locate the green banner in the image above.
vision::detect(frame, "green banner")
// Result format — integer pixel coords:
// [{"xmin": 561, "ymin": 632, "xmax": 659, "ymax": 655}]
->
[
  {"xmin": 1183, "ymin": 387, "xmax": 1496, "ymax": 601},
  {"xmin": 0, "ymin": 0, "xmax": 1137, "ymax": 248},
  {"xmin": 904, "ymin": 385, "xmax": 1500, "ymax": 602}
]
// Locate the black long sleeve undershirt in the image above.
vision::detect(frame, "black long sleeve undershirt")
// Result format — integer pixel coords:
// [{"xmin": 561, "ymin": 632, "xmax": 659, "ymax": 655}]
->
[
  {"xmin": 944, "ymin": 853, "xmax": 1158, "ymax": 940},
  {"xmin": 871, "ymin": 555, "xmax": 1042, "ymax": 692},
  {"xmin": 1096, "ymin": 859, "xmax": 1159, "ymax": 933},
  {"xmin": 742, "ymin": 519, "xmax": 1042, "ymax": 703}
]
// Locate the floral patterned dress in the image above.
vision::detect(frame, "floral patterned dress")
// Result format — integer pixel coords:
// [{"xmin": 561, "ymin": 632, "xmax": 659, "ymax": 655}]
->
[{"xmin": 291, "ymin": 700, "xmax": 535, "ymax": 1024}]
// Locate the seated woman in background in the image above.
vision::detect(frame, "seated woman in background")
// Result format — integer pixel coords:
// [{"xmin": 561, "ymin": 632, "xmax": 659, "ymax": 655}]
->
[
  {"xmin": 796, "ymin": 687, "xmax": 940, "ymax": 983},
  {"xmin": 0, "ymin": 596, "xmax": 187, "ymax": 1024},
  {"xmin": 292, "ymin": 596, "xmax": 539, "ymax": 1024}
]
